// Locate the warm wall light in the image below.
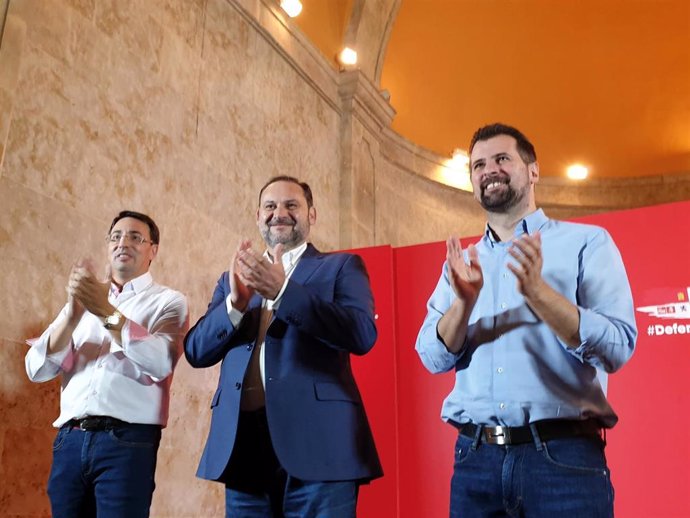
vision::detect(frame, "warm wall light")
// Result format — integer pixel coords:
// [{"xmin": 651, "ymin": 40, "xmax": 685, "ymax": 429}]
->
[
  {"xmin": 280, "ymin": 0, "xmax": 302, "ymax": 17},
  {"xmin": 566, "ymin": 164, "xmax": 589, "ymax": 180},
  {"xmin": 450, "ymin": 148, "xmax": 470, "ymax": 172},
  {"xmin": 439, "ymin": 148, "xmax": 472, "ymax": 191},
  {"xmin": 338, "ymin": 47, "xmax": 358, "ymax": 66}
]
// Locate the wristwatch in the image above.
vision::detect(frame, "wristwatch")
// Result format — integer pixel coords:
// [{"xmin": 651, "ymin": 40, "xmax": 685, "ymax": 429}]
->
[{"xmin": 103, "ymin": 309, "xmax": 123, "ymax": 329}]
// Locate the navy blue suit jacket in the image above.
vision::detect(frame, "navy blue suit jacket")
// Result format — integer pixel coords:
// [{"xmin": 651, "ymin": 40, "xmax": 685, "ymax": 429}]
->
[{"xmin": 184, "ymin": 244, "xmax": 383, "ymax": 482}]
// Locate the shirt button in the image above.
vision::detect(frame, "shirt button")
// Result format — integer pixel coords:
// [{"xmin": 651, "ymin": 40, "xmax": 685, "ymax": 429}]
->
[
  {"xmin": 246, "ymin": 344, "xmax": 253, "ymax": 351},
  {"xmin": 499, "ymin": 403, "xmax": 506, "ymax": 409},
  {"xmin": 502, "ymin": 273, "xmax": 508, "ymax": 279},
  {"xmin": 500, "ymin": 302, "xmax": 507, "ymax": 309},
  {"xmin": 497, "ymin": 367, "xmax": 504, "ymax": 374}
]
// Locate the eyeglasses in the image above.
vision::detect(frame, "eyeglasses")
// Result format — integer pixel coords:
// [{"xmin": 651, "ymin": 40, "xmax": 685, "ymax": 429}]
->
[{"xmin": 106, "ymin": 231, "xmax": 153, "ymax": 246}]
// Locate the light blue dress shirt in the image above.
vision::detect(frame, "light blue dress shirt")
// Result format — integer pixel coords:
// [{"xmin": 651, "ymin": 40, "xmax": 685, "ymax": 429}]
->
[{"xmin": 415, "ymin": 209, "xmax": 637, "ymax": 428}]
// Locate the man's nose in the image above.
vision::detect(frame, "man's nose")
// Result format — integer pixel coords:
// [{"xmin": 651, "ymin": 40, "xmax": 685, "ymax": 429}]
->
[
  {"xmin": 274, "ymin": 205, "xmax": 289, "ymax": 218},
  {"xmin": 114, "ymin": 234, "xmax": 132, "ymax": 246},
  {"xmin": 485, "ymin": 160, "xmax": 500, "ymax": 174}
]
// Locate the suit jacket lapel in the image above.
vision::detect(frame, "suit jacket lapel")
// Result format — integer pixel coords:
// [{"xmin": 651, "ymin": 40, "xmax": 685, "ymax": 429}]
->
[{"xmin": 288, "ymin": 243, "xmax": 324, "ymax": 287}]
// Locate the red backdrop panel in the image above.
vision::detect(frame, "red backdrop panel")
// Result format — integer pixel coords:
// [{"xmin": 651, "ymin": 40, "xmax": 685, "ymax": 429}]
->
[{"xmin": 350, "ymin": 245, "xmax": 398, "ymax": 518}]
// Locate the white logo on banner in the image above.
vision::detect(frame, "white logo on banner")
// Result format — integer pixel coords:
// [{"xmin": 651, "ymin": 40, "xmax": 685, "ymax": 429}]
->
[{"xmin": 637, "ymin": 287, "xmax": 690, "ymax": 336}]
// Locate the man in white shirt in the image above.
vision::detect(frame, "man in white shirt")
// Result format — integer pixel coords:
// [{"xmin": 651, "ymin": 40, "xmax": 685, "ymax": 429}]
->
[{"xmin": 25, "ymin": 210, "xmax": 189, "ymax": 518}]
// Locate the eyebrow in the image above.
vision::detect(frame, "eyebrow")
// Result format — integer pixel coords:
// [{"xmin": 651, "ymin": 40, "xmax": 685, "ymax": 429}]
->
[
  {"xmin": 262, "ymin": 198, "xmax": 301, "ymax": 205},
  {"xmin": 471, "ymin": 152, "xmax": 510, "ymax": 167}
]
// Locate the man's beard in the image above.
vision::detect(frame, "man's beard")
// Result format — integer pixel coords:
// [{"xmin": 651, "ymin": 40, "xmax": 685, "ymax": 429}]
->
[
  {"xmin": 261, "ymin": 217, "xmax": 305, "ymax": 249},
  {"xmin": 478, "ymin": 174, "xmax": 528, "ymax": 213},
  {"xmin": 480, "ymin": 186, "xmax": 519, "ymax": 213}
]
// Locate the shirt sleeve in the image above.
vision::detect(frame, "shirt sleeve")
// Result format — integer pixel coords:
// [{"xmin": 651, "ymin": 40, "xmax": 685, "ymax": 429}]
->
[
  {"xmin": 563, "ymin": 228, "xmax": 637, "ymax": 372},
  {"xmin": 25, "ymin": 305, "xmax": 76, "ymax": 382},
  {"xmin": 415, "ymin": 261, "xmax": 464, "ymax": 374},
  {"xmin": 117, "ymin": 291, "xmax": 190, "ymax": 381}
]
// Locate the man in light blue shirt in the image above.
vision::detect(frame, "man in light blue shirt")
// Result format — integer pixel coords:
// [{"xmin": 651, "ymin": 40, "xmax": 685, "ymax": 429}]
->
[{"xmin": 416, "ymin": 123, "xmax": 637, "ymax": 518}]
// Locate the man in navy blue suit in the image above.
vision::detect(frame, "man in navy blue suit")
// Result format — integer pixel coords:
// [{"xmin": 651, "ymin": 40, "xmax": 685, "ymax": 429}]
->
[{"xmin": 184, "ymin": 176, "xmax": 382, "ymax": 517}]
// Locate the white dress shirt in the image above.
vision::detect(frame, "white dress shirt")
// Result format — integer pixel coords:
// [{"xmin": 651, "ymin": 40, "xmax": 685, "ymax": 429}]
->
[
  {"xmin": 25, "ymin": 272, "xmax": 189, "ymax": 428},
  {"xmin": 225, "ymin": 242, "xmax": 307, "ymax": 386}
]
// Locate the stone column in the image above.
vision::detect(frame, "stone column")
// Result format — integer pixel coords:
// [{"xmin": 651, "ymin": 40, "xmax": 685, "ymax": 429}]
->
[
  {"xmin": 338, "ymin": 69, "xmax": 395, "ymax": 248},
  {"xmin": 0, "ymin": 3, "xmax": 26, "ymax": 176}
]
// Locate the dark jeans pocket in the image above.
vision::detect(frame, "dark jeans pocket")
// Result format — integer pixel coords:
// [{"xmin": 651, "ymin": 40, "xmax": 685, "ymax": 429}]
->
[
  {"xmin": 52, "ymin": 427, "xmax": 70, "ymax": 451},
  {"xmin": 107, "ymin": 426, "xmax": 161, "ymax": 448},
  {"xmin": 541, "ymin": 437, "xmax": 608, "ymax": 475}
]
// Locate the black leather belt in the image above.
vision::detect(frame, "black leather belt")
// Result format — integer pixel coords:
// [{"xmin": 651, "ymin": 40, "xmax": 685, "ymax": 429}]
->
[
  {"xmin": 67, "ymin": 416, "xmax": 129, "ymax": 431},
  {"xmin": 452, "ymin": 419, "xmax": 602, "ymax": 445}
]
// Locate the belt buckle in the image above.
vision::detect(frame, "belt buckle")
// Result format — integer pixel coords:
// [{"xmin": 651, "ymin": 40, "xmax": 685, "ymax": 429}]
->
[
  {"xmin": 484, "ymin": 425, "xmax": 510, "ymax": 445},
  {"xmin": 79, "ymin": 417, "xmax": 100, "ymax": 431}
]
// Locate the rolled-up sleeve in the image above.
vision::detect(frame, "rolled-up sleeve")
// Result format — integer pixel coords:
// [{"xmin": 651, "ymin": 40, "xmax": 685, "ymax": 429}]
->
[
  {"xmin": 415, "ymin": 262, "xmax": 463, "ymax": 374},
  {"xmin": 563, "ymin": 228, "xmax": 637, "ymax": 372},
  {"xmin": 25, "ymin": 306, "xmax": 75, "ymax": 382},
  {"xmin": 119, "ymin": 292, "xmax": 189, "ymax": 381}
]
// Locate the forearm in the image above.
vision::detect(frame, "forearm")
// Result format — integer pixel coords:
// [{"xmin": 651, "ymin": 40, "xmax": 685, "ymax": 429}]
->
[
  {"xmin": 120, "ymin": 298, "xmax": 189, "ymax": 379},
  {"xmin": 47, "ymin": 317, "xmax": 79, "ymax": 355},
  {"xmin": 26, "ymin": 308, "xmax": 76, "ymax": 381},
  {"xmin": 524, "ymin": 282, "xmax": 581, "ymax": 348},
  {"xmin": 185, "ymin": 302, "xmax": 238, "ymax": 367},
  {"xmin": 437, "ymin": 298, "xmax": 473, "ymax": 354}
]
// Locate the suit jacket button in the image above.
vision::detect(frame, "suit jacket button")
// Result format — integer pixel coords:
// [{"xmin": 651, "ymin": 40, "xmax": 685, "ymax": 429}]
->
[
  {"xmin": 246, "ymin": 344, "xmax": 253, "ymax": 351},
  {"xmin": 235, "ymin": 382, "xmax": 242, "ymax": 390}
]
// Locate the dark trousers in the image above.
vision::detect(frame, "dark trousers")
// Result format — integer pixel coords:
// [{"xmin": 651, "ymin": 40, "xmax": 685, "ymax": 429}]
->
[
  {"xmin": 223, "ymin": 408, "xmax": 358, "ymax": 518},
  {"xmin": 47, "ymin": 424, "xmax": 161, "ymax": 518}
]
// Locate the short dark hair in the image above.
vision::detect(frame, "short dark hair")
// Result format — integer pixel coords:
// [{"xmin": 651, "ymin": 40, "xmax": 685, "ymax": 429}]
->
[
  {"xmin": 469, "ymin": 123, "xmax": 537, "ymax": 165},
  {"xmin": 258, "ymin": 176, "xmax": 314, "ymax": 208},
  {"xmin": 108, "ymin": 211, "xmax": 160, "ymax": 244}
]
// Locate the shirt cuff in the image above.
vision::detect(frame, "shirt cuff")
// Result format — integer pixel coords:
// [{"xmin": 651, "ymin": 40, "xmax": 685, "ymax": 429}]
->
[
  {"xmin": 225, "ymin": 295, "xmax": 245, "ymax": 327},
  {"xmin": 28, "ymin": 335, "xmax": 73, "ymax": 365}
]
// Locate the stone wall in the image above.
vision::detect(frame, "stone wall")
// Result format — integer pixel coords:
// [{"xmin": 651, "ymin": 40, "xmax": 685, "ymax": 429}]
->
[
  {"xmin": 0, "ymin": 1, "xmax": 344, "ymax": 516},
  {"xmin": 1, "ymin": 1, "xmax": 688, "ymax": 516}
]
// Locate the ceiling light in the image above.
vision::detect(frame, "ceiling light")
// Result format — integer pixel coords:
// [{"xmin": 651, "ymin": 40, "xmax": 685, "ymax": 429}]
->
[
  {"xmin": 566, "ymin": 164, "xmax": 588, "ymax": 180},
  {"xmin": 280, "ymin": 0, "xmax": 302, "ymax": 17},
  {"xmin": 338, "ymin": 47, "xmax": 358, "ymax": 67}
]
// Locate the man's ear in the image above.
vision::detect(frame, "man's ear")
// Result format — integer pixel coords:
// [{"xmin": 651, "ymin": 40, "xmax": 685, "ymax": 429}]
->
[
  {"xmin": 529, "ymin": 162, "xmax": 540, "ymax": 184},
  {"xmin": 308, "ymin": 206, "xmax": 317, "ymax": 225}
]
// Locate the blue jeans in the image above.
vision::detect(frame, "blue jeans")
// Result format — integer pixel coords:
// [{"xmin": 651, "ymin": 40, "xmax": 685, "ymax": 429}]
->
[
  {"xmin": 223, "ymin": 409, "xmax": 359, "ymax": 518},
  {"xmin": 226, "ymin": 478, "xmax": 359, "ymax": 518},
  {"xmin": 450, "ymin": 432, "xmax": 613, "ymax": 518},
  {"xmin": 47, "ymin": 424, "xmax": 161, "ymax": 518}
]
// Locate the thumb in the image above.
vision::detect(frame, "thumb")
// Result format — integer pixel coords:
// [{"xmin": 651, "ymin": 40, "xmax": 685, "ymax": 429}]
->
[
  {"xmin": 103, "ymin": 263, "xmax": 113, "ymax": 283},
  {"xmin": 273, "ymin": 243, "xmax": 285, "ymax": 265}
]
